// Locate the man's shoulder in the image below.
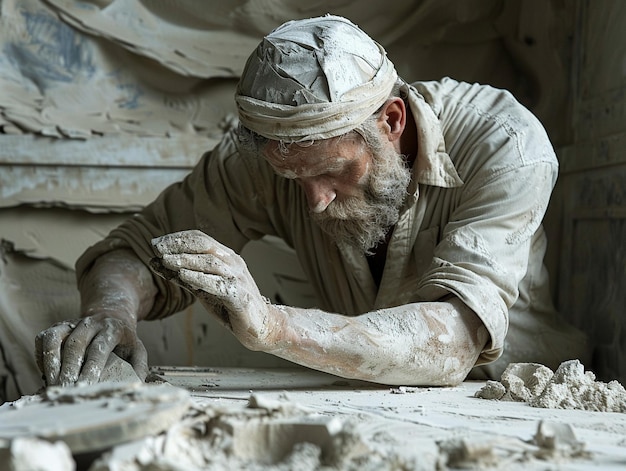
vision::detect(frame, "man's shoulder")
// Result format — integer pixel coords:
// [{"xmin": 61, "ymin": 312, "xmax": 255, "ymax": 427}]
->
[
  {"xmin": 208, "ymin": 128, "xmax": 262, "ymax": 171},
  {"xmin": 212, "ymin": 128, "xmax": 242, "ymax": 158},
  {"xmin": 412, "ymin": 78, "xmax": 556, "ymax": 170},
  {"xmin": 208, "ymin": 128, "xmax": 283, "ymax": 195},
  {"xmin": 411, "ymin": 77, "xmax": 528, "ymax": 119}
]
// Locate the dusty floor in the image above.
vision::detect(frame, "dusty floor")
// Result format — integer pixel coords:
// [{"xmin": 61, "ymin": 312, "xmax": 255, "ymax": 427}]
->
[{"xmin": 2, "ymin": 366, "xmax": 626, "ymax": 470}]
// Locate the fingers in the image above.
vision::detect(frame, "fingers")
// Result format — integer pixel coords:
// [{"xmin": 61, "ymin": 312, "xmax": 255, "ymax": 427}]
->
[
  {"xmin": 160, "ymin": 253, "xmax": 228, "ymax": 275},
  {"xmin": 74, "ymin": 325, "xmax": 126, "ymax": 386},
  {"xmin": 178, "ymin": 269, "xmax": 238, "ymax": 300},
  {"xmin": 35, "ymin": 321, "xmax": 77, "ymax": 386},
  {"xmin": 58, "ymin": 317, "xmax": 104, "ymax": 386},
  {"xmin": 152, "ymin": 230, "xmax": 233, "ymax": 257},
  {"xmin": 150, "ymin": 230, "xmax": 270, "ymax": 350},
  {"xmin": 38, "ymin": 317, "xmax": 145, "ymax": 387},
  {"xmin": 128, "ymin": 339, "xmax": 149, "ymax": 381},
  {"xmin": 151, "ymin": 235, "xmax": 241, "ymax": 304}
]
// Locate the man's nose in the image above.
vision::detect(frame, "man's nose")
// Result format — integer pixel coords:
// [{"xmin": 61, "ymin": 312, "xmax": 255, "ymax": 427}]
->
[{"xmin": 301, "ymin": 179, "xmax": 336, "ymax": 213}]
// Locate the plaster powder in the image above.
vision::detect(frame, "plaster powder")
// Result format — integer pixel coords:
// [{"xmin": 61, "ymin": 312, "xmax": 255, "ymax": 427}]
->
[
  {"xmin": 0, "ymin": 437, "xmax": 75, "ymax": 471},
  {"xmin": 475, "ymin": 359, "xmax": 626, "ymax": 413}
]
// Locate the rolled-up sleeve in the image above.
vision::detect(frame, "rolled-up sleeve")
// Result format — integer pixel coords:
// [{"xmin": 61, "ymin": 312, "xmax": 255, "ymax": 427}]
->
[
  {"xmin": 413, "ymin": 82, "xmax": 559, "ymax": 363},
  {"xmin": 419, "ymin": 162, "xmax": 556, "ymax": 363}
]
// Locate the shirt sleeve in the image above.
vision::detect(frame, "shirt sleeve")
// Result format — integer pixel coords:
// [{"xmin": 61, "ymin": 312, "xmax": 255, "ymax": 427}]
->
[
  {"xmin": 75, "ymin": 131, "xmax": 269, "ymax": 320},
  {"xmin": 415, "ymin": 90, "xmax": 559, "ymax": 364}
]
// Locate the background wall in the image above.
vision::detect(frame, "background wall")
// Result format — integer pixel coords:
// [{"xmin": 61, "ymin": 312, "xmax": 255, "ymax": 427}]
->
[
  {"xmin": 548, "ymin": 0, "xmax": 626, "ymax": 386},
  {"xmin": 1, "ymin": 0, "xmax": 623, "ymax": 402}
]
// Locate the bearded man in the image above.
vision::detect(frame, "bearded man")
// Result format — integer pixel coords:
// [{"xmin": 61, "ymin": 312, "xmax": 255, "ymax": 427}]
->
[{"xmin": 36, "ymin": 15, "xmax": 589, "ymax": 387}]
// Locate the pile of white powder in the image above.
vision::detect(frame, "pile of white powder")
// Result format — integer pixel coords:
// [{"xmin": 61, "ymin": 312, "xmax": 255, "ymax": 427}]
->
[{"xmin": 475, "ymin": 359, "xmax": 626, "ymax": 412}]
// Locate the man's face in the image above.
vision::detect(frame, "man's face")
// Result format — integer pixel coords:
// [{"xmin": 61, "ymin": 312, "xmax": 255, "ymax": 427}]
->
[{"xmin": 263, "ymin": 130, "xmax": 411, "ymax": 254}]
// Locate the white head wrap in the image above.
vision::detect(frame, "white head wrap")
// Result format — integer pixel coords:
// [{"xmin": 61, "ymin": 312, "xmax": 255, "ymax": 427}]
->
[{"xmin": 235, "ymin": 15, "xmax": 398, "ymax": 142}]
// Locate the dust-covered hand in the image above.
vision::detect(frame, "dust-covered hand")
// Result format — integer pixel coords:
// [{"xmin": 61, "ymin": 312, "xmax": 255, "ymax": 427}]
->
[
  {"xmin": 35, "ymin": 249, "xmax": 155, "ymax": 387},
  {"xmin": 35, "ymin": 312, "xmax": 148, "ymax": 387},
  {"xmin": 150, "ymin": 230, "xmax": 278, "ymax": 351}
]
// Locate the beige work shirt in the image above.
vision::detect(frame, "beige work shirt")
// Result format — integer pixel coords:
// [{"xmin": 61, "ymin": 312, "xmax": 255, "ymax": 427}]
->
[{"xmin": 77, "ymin": 77, "xmax": 560, "ymax": 366}]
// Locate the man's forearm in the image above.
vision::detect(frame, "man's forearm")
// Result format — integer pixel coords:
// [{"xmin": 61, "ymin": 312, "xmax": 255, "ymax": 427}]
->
[
  {"xmin": 264, "ymin": 297, "xmax": 489, "ymax": 386},
  {"xmin": 79, "ymin": 248, "xmax": 158, "ymax": 323},
  {"xmin": 145, "ymin": 230, "xmax": 489, "ymax": 386}
]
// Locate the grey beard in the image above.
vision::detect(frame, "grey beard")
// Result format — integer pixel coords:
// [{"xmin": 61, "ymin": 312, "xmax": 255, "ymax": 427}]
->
[{"xmin": 311, "ymin": 149, "xmax": 411, "ymax": 255}]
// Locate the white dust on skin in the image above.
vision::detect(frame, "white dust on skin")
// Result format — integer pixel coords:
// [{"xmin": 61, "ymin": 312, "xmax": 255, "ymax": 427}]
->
[
  {"xmin": 267, "ymin": 300, "xmax": 484, "ymax": 388},
  {"xmin": 151, "ymin": 231, "xmax": 239, "ymax": 303},
  {"xmin": 475, "ymin": 359, "xmax": 626, "ymax": 412}
]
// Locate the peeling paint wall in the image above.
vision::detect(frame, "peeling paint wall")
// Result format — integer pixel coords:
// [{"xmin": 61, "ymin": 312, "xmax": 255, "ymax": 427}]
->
[
  {"xmin": 0, "ymin": 135, "xmax": 217, "ymax": 210},
  {"xmin": 0, "ymin": 0, "xmax": 602, "ymax": 401},
  {"xmin": 1, "ymin": 0, "xmax": 571, "ymax": 141}
]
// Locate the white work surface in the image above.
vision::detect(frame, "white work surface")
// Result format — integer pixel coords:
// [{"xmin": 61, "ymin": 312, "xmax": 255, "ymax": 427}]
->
[
  {"xmin": 148, "ymin": 366, "xmax": 626, "ymax": 470},
  {"xmin": 2, "ymin": 366, "xmax": 626, "ymax": 470}
]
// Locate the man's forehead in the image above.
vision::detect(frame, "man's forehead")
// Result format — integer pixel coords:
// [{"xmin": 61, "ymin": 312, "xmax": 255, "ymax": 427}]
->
[
  {"xmin": 262, "ymin": 138, "xmax": 356, "ymax": 176},
  {"xmin": 264, "ymin": 134, "xmax": 363, "ymax": 158}
]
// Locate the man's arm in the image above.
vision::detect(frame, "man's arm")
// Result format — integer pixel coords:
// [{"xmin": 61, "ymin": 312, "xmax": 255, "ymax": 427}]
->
[
  {"xmin": 152, "ymin": 230, "xmax": 489, "ymax": 386},
  {"xmin": 264, "ymin": 297, "xmax": 488, "ymax": 386},
  {"xmin": 35, "ymin": 249, "xmax": 158, "ymax": 386}
]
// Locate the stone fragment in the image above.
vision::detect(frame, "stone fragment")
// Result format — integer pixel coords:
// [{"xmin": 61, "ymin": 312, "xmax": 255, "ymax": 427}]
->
[
  {"xmin": 99, "ymin": 353, "xmax": 142, "ymax": 384},
  {"xmin": 532, "ymin": 420, "xmax": 588, "ymax": 459},
  {"xmin": 474, "ymin": 380, "xmax": 507, "ymax": 400},
  {"xmin": 500, "ymin": 362, "xmax": 553, "ymax": 402}
]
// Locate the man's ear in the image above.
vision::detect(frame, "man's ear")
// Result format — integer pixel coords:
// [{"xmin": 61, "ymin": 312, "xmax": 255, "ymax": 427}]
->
[{"xmin": 378, "ymin": 97, "xmax": 406, "ymax": 142}]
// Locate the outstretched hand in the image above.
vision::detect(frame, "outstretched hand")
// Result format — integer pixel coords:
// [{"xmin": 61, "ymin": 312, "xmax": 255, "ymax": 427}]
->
[{"xmin": 150, "ymin": 230, "xmax": 279, "ymax": 351}]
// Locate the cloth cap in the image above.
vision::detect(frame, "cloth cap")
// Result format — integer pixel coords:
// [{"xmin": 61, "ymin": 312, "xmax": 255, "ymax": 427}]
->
[{"xmin": 235, "ymin": 15, "xmax": 398, "ymax": 142}]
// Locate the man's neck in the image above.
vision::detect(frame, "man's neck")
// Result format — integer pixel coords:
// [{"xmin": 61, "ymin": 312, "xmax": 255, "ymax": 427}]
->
[{"xmin": 366, "ymin": 230, "xmax": 393, "ymax": 287}]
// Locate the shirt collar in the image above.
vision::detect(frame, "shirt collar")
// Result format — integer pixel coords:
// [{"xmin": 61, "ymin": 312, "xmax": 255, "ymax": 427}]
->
[{"xmin": 403, "ymin": 82, "xmax": 464, "ymax": 197}]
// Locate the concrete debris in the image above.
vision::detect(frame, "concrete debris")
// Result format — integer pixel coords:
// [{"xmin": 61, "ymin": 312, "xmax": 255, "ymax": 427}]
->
[
  {"xmin": 532, "ymin": 421, "xmax": 588, "ymax": 459},
  {"xmin": 0, "ymin": 437, "xmax": 75, "ymax": 471},
  {"xmin": 0, "ymin": 382, "xmax": 190, "ymax": 454},
  {"xmin": 438, "ymin": 420, "xmax": 589, "ymax": 469}
]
